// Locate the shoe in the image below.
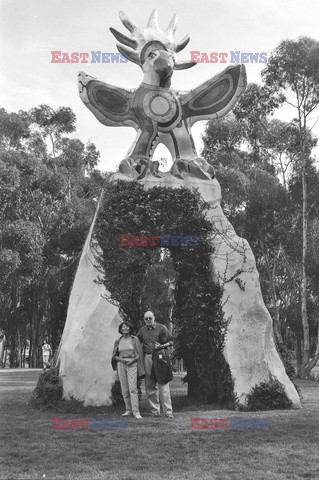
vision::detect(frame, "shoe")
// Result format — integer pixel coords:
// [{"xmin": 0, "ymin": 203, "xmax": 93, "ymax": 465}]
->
[
  {"xmin": 134, "ymin": 413, "xmax": 143, "ymax": 419},
  {"xmin": 151, "ymin": 412, "xmax": 160, "ymax": 417},
  {"xmin": 166, "ymin": 414, "xmax": 174, "ymax": 419},
  {"xmin": 122, "ymin": 411, "xmax": 132, "ymax": 416}
]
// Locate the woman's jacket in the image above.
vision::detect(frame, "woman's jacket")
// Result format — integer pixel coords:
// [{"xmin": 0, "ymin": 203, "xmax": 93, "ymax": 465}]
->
[{"xmin": 111, "ymin": 335, "xmax": 145, "ymax": 379}]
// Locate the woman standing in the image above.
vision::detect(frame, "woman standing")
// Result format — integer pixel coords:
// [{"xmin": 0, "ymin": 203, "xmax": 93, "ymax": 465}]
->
[
  {"xmin": 112, "ymin": 321, "xmax": 145, "ymax": 419},
  {"xmin": 42, "ymin": 341, "xmax": 52, "ymax": 369}
]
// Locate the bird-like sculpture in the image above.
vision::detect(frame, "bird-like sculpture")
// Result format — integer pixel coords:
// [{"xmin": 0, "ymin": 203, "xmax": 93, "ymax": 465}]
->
[{"xmin": 78, "ymin": 10, "xmax": 246, "ymax": 180}]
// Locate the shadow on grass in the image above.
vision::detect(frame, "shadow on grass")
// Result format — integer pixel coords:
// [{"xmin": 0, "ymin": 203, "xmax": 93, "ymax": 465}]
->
[{"xmin": 30, "ymin": 369, "xmax": 303, "ymax": 415}]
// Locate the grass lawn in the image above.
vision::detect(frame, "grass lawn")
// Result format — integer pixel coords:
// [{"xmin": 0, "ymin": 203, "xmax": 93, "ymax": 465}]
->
[{"xmin": 0, "ymin": 369, "xmax": 319, "ymax": 480}]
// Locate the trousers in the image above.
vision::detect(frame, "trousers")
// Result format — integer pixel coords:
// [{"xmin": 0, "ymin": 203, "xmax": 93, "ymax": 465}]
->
[
  {"xmin": 117, "ymin": 361, "xmax": 140, "ymax": 415},
  {"xmin": 43, "ymin": 354, "xmax": 50, "ymax": 367},
  {"xmin": 144, "ymin": 354, "xmax": 173, "ymax": 416}
]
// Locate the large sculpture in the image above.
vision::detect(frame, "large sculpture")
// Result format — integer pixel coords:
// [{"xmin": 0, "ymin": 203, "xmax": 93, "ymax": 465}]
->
[
  {"xmin": 78, "ymin": 10, "xmax": 244, "ymax": 182},
  {"xmin": 58, "ymin": 10, "xmax": 300, "ymax": 408}
]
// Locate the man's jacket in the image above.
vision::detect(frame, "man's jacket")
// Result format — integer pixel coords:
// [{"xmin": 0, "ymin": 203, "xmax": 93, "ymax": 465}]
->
[{"xmin": 150, "ymin": 347, "xmax": 173, "ymax": 385}]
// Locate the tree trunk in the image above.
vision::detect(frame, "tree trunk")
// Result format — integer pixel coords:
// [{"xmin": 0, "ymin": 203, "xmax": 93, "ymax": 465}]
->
[
  {"xmin": 22, "ymin": 345, "xmax": 25, "ymax": 368},
  {"xmin": 0, "ymin": 332, "xmax": 5, "ymax": 367},
  {"xmin": 29, "ymin": 285, "xmax": 42, "ymax": 368},
  {"xmin": 31, "ymin": 328, "xmax": 38, "ymax": 368},
  {"xmin": 296, "ymin": 333, "xmax": 302, "ymax": 378},
  {"xmin": 305, "ymin": 318, "xmax": 319, "ymax": 378},
  {"xmin": 259, "ymin": 239, "xmax": 284, "ymax": 347},
  {"xmin": 300, "ymin": 148, "xmax": 310, "ymax": 379},
  {"xmin": 9, "ymin": 334, "xmax": 17, "ymax": 368},
  {"xmin": 17, "ymin": 328, "xmax": 22, "ymax": 368},
  {"xmin": 3, "ymin": 344, "xmax": 8, "ymax": 368}
]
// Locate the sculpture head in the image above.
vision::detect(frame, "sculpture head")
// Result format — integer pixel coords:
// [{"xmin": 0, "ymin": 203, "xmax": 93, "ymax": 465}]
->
[{"xmin": 110, "ymin": 10, "xmax": 196, "ymax": 86}]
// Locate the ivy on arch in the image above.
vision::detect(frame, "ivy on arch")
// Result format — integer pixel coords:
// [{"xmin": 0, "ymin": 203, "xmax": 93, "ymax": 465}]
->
[{"xmin": 95, "ymin": 180, "xmax": 234, "ymax": 404}]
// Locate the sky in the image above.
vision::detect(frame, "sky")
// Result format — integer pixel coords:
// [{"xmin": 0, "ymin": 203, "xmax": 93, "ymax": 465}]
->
[{"xmin": 1, "ymin": 0, "xmax": 319, "ymax": 172}]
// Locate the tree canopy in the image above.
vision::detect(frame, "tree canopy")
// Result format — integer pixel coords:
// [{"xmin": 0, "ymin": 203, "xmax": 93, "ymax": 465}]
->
[{"xmin": 0, "ymin": 105, "xmax": 105, "ymax": 367}]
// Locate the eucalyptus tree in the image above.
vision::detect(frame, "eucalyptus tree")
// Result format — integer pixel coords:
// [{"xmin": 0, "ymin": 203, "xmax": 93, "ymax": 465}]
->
[{"xmin": 263, "ymin": 37, "xmax": 319, "ymax": 378}]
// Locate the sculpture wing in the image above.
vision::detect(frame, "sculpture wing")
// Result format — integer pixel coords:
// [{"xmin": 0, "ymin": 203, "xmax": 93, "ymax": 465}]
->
[
  {"xmin": 78, "ymin": 71, "xmax": 138, "ymax": 129},
  {"xmin": 180, "ymin": 64, "xmax": 246, "ymax": 127}
]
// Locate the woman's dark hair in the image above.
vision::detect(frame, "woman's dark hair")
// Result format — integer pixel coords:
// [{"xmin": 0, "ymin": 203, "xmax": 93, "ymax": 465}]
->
[{"xmin": 118, "ymin": 321, "xmax": 134, "ymax": 334}]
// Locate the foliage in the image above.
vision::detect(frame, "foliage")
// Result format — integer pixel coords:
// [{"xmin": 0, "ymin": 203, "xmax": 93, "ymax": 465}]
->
[
  {"xmin": 275, "ymin": 341, "xmax": 296, "ymax": 380},
  {"xmin": 31, "ymin": 367, "xmax": 63, "ymax": 408},
  {"xmin": 243, "ymin": 378, "xmax": 293, "ymax": 411},
  {"xmin": 96, "ymin": 180, "xmax": 233, "ymax": 403},
  {"xmin": 0, "ymin": 105, "xmax": 105, "ymax": 367},
  {"xmin": 95, "ymin": 180, "xmax": 214, "ymax": 325},
  {"xmin": 171, "ymin": 242, "xmax": 233, "ymax": 405},
  {"xmin": 262, "ymin": 37, "xmax": 319, "ymax": 97},
  {"xmin": 262, "ymin": 36, "xmax": 319, "ymax": 379},
  {"xmin": 139, "ymin": 252, "xmax": 176, "ymax": 325},
  {"xmin": 202, "ymin": 41, "xmax": 319, "ymax": 378}
]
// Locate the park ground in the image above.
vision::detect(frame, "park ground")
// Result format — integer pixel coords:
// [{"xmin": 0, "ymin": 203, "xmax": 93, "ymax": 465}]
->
[{"xmin": 0, "ymin": 369, "xmax": 319, "ymax": 480}]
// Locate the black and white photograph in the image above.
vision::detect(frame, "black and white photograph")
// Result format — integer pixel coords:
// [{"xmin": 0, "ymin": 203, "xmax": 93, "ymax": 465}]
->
[{"xmin": 0, "ymin": 0, "xmax": 319, "ymax": 479}]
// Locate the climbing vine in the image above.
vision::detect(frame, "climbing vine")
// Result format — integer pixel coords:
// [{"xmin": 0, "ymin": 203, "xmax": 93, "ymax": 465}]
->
[{"xmin": 95, "ymin": 180, "xmax": 234, "ymax": 404}]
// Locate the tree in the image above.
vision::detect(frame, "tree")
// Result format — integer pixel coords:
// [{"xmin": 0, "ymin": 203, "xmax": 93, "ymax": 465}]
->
[
  {"xmin": 201, "ymin": 86, "xmax": 317, "ymax": 377},
  {"xmin": 140, "ymin": 250, "xmax": 176, "ymax": 326},
  {"xmin": 30, "ymin": 105, "xmax": 76, "ymax": 159},
  {"xmin": 0, "ymin": 106, "xmax": 105, "ymax": 367},
  {"xmin": 262, "ymin": 36, "xmax": 319, "ymax": 378}
]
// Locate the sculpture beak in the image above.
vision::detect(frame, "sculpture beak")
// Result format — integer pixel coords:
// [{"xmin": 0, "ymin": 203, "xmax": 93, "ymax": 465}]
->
[{"xmin": 154, "ymin": 50, "xmax": 174, "ymax": 78}]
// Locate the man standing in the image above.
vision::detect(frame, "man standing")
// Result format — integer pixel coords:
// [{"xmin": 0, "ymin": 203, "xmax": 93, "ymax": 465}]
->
[{"xmin": 137, "ymin": 311, "xmax": 173, "ymax": 418}]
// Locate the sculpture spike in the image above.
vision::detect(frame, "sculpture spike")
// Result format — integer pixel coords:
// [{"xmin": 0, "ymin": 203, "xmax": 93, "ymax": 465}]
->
[
  {"xmin": 174, "ymin": 61, "xmax": 197, "ymax": 70},
  {"xmin": 111, "ymin": 10, "xmax": 193, "ymax": 68},
  {"xmin": 116, "ymin": 44, "xmax": 140, "ymax": 65},
  {"xmin": 176, "ymin": 35, "xmax": 190, "ymax": 53},
  {"xmin": 119, "ymin": 10, "xmax": 139, "ymax": 34},
  {"xmin": 109, "ymin": 27, "xmax": 138, "ymax": 50},
  {"xmin": 147, "ymin": 10, "xmax": 159, "ymax": 29},
  {"xmin": 166, "ymin": 14, "xmax": 178, "ymax": 35}
]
